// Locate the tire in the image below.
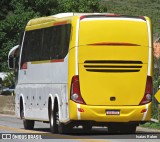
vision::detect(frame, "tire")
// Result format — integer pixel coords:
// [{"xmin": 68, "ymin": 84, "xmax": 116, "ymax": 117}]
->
[
  {"xmin": 50, "ymin": 101, "xmax": 71, "ymax": 134},
  {"xmin": 20, "ymin": 107, "xmax": 24, "ymax": 119},
  {"xmin": 49, "ymin": 103, "xmax": 58, "ymax": 133},
  {"xmin": 20, "ymin": 98, "xmax": 34, "ymax": 130},
  {"xmin": 20, "ymin": 99, "xmax": 24, "ymax": 119},
  {"xmin": 23, "ymin": 119, "xmax": 35, "ymax": 130}
]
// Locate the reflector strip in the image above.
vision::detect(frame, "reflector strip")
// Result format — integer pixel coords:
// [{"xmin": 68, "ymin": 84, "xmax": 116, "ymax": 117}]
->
[
  {"xmin": 50, "ymin": 59, "xmax": 64, "ymax": 62},
  {"xmin": 31, "ymin": 59, "xmax": 64, "ymax": 64},
  {"xmin": 20, "ymin": 59, "xmax": 64, "ymax": 69},
  {"xmin": 78, "ymin": 108, "xmax": 84, "ymax": 112},
  {"xmin": 141, "ymin": 109, "xmax": 147, "ymax": 113},
  {"xmin": 21, "ymin": 62, "xmax": 27, "ymax": 69}
]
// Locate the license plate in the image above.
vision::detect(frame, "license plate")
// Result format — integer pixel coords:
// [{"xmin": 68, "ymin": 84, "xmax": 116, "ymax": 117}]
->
[{"xmin": 106, "ymin": 110, "xmax": 120, "ymax": 115}]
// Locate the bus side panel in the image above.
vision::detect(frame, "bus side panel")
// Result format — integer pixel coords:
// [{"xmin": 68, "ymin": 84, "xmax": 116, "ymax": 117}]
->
[{"xmin": 15, "ymin": 55, "xmax": 69, "ymax": 122}]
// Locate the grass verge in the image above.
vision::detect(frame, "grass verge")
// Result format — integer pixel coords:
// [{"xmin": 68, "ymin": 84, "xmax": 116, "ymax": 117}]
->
[{"xmin": 141, "ymin": 122, "xmax": 160, "ymax": 130}]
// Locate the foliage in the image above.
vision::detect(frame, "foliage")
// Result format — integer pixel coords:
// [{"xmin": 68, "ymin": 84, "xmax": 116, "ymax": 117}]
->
[
  {"xmin": 2, "ymin": 71, "xmax": 15, "ymax": 87},
  {"xmin": 141, "ymin": 122, "xmax": 160, "ymax": 130},
  {"xmin": 0, "ymin": 0, "xmax": 13, "ymax": 20},
  {"xmin": 57, "ymin": 0, "xmax": 107, "ymax": 13},
  {"xmin": 152, "ymin": 102, "xmax": 159, "ymax": 119}
]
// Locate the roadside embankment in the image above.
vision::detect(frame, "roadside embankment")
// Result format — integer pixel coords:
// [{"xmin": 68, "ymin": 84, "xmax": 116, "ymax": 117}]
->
[{"xmin": 0, "ymin": 95, "xmax": 15, "ymax": 115}]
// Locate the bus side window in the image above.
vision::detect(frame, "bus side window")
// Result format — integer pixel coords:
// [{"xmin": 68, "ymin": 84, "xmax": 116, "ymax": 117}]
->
[
  {"xmin": 41, "ymin": 27, "xmax": 55, "ymax": 60},
  {"xmin": 54, "ymin": 24, "xmax": 71, "ymax": 59}
]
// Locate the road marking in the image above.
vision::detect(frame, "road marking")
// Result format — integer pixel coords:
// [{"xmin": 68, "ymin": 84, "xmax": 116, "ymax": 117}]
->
[{"xmin": 0, "ymin": 125, "xmax": 44, "ymax": 133}]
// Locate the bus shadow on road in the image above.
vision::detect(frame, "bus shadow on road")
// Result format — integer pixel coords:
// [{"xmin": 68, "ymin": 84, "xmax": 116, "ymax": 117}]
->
[
  {"xmin": 32, "ymin": 127, "xmax": 160, "ymax": 136},
  {"xmin": 33, "ymin": 127, "xmax": 108, "ymax": 135}
]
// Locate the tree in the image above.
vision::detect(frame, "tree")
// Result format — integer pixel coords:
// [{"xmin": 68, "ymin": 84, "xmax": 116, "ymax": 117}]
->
[
  {"xmin": 0, "ymin": 0, "xmax": 13, "ymax": 20},
  {"xmin": 56, "ymin": 0, "xmax": 107, "ymax": 13}
]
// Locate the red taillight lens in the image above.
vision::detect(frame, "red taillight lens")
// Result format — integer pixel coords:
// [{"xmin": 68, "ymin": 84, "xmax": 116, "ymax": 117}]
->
[
  {"xmin": 70, "ymin": 75, "xmax": 86, "ymax": 104},
  {"xmin": 145, "ymin": 76, "xmax": 152, "ymax": 94},
  {"xmin": 140, "ymin": 76, "xmax": 152, "ymax": 105}
]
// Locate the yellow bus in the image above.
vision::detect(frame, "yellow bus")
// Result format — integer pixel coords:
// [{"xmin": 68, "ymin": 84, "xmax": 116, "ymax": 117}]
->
[{"xmin": 11, "ymin": 13, "xmax": 153, "ymax": 134}]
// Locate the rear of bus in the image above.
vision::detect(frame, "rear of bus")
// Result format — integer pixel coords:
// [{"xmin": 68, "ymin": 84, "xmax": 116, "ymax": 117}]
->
[{"xmin": 69, "ymin": 14, "xmax": 153, "ymax": 133}]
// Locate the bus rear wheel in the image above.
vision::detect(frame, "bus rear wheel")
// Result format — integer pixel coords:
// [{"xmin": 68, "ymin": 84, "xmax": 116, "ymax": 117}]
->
[
  {"xmin": 49, "ymin": 100, "xmax": 71, "ymax": 134},
  {"xmin": 23, "ymin": 119, "xmax": 35, "ymax": 130},
  {"xmin": 49, "ymin": 103, "xmax": 58, "ymax": 133}
]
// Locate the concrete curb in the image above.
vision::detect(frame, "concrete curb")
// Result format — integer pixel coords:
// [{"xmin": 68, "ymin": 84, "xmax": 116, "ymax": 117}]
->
[{"xmin": 0, "ymin": 95, "xmax": 15, "ymax": 115}]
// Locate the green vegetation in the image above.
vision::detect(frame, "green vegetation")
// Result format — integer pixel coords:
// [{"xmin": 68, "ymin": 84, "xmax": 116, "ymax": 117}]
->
[
  {"xmin": 141, "ymin": 122, "xmax": 160, "ymax": 130},
  {"xmin": 2, "ymin": 72, "xmax": 15, "ymax": 87}
]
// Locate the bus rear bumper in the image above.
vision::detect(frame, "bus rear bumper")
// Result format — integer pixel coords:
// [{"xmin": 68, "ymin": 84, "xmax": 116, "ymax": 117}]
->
[{"xmin": 69, "ymin": 101, "xmax": 152, "ymax": 123}]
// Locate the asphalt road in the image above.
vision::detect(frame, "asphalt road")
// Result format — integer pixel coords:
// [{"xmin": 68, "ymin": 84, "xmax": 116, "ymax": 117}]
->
[{"xmin": 0, "ymin": 114, "xmax": 160, "ymax": 142}]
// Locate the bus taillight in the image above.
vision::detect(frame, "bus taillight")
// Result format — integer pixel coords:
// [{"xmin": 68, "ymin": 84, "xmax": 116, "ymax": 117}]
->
[
  {"xmin": 70, "ymin": 75, "xmax": 86, "ymax": 104},
  {"xmin": 140, "ymin": 76, "xmax": 152, "ymax": 105}
]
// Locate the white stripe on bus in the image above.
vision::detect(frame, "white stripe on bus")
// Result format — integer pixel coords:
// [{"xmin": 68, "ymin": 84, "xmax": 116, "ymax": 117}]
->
[
  {"xmin": 75, "ymin": 19, "xmax": 80, "ymax": 75},
  {"xmin": 77, "ymin": 104, "xmax": 81, "ymax": 120},
  {"xmin": 146, "ymin": 18, "xmax": 152, "ymax": 76},
  {"xmin": 142, "ymin": 104, "xmax": 149, "ymax": 121}
]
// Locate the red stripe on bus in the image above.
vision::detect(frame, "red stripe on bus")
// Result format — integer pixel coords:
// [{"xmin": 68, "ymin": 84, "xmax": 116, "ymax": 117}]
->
[
  {"xmin": 21, "ymin": 62, "xmax": 27, "ymax": 69},
  {"xmin": 51, "ymin": 59, "xmax": 64, "ymax": 62},
  {"xmin": 87, "ymin": 42, "xmax": 140, "ymax": 46},
  {"xmin": 54, "ymin": 21, "xmax": 67, "ymax": 26}
]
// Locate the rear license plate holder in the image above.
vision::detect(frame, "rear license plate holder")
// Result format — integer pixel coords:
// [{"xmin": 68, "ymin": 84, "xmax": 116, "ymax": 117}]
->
[{"xmin": 106, "ymin": 110, "xmax": 120, "ymax": 115}]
